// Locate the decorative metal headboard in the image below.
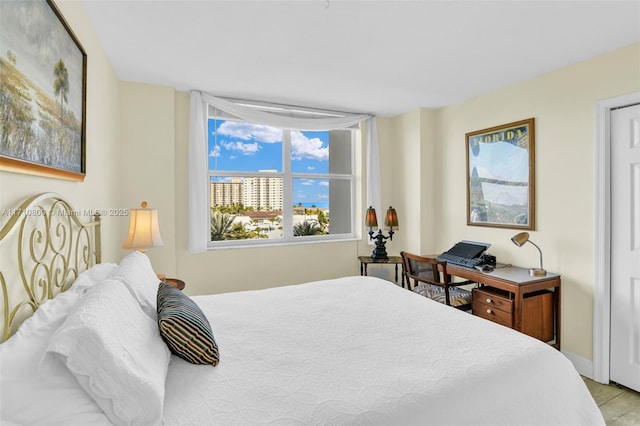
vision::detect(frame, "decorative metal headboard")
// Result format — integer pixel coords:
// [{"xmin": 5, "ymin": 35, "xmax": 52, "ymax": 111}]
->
[{"xmin": 0, "ymin": 193, "xmax": 101, "ymax": 342}]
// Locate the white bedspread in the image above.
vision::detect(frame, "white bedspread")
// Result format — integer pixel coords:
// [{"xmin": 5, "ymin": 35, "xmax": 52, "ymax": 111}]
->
[{"xmin": 162, "ymin": 276, "xmax": 604, "ymax": 425}]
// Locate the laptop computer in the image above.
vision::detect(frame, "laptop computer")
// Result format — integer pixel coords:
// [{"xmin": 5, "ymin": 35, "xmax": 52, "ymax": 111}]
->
[{"xmin": 437, "ymin": 240, "xmax": 491, "ymax": 268}]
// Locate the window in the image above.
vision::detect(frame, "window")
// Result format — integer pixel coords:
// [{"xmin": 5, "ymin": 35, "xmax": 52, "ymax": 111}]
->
[{"xmin": 207, "ymin": 107, "xmax": 356, "ymax": 247}]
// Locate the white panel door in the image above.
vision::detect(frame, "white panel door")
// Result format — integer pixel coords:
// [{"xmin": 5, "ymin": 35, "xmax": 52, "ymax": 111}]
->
[{"xmin": 610, "ymin": 104, "xmax": 640, "ymax": 392}]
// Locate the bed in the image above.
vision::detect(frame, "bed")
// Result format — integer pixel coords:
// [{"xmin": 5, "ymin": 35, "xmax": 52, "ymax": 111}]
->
[{"xmin": 0, "ymin": 193, "xmax": 605, "ymax": 425}]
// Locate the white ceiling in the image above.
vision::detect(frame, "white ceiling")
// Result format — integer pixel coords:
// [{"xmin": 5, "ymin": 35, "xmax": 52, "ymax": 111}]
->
[{"xmin": 81, "ymin": 0, "xmax": 640, "ymax": 117}]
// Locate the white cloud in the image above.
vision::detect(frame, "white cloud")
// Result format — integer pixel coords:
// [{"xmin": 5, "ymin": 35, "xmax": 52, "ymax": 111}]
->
[
  {"xmin": 300, "ymin": 179, "xmax": 315, "ymax": 186},
  {"xmin": 216, "ymin": 122, "xmax": 329, "ymax": 161},
  {"xmin": 221, "ymin": 141, "xmax": 260, "ymax": 156},
  {"xmin": 209, "ymin": 145, "xmax": 220, "ymax": 158},
  {"xmin": 218, "ymin": 122, "xmax": 282, "ymax": 143},
  {"xmin": 318, "ymin": 181, "xmax": 329, "ymax": 187},
  {"xmin": 291, "ymin": 131, "xmax": 328, "ymax": 161}
]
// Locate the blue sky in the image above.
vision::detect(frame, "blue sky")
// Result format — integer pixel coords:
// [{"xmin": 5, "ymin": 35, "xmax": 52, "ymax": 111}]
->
[{"xmin": 208, "ymin": 119, "xmax": 332, "ymax": 208}]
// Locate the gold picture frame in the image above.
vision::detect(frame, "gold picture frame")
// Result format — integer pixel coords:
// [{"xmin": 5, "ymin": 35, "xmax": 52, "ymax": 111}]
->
[
  {"xmin": 466, "ymin": 118, "xmax": 535, "ymax": 230},
  {"xmin": 0, "ymin": 0, "xmax": 87, "ymax": 181}
]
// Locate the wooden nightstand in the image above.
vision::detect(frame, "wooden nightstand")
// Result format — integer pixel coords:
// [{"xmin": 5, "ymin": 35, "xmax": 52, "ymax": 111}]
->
[
  {"xmin": 164, "ymin": 278, "xmax": 185, "ymax": 291},
  {"xmin": 358, "ymin": 255, "xmax": 405, "ymax": 287}
]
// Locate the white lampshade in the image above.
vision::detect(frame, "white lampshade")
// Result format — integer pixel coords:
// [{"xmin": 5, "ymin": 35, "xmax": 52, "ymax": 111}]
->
[{"xmin": 122, "ymin": 203, "xmax": 165, "ymax": 251}]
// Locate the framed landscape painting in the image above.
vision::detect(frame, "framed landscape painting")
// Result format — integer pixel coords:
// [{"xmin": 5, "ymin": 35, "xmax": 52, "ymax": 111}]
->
[
  {"xmin": 466, "ymin": 118, "xmax": 535, "ymax": 230},
  {"xmin": 0, "ymin": 0, "xmax": 87, "ymax": 181}
]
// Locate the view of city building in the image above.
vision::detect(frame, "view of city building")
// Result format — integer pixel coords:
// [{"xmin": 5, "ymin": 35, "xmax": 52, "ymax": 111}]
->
[
  {"xmin": 210, "ymin": 172, "xmax": 283, "ymax": 211},
  {"xmin": 210, "ymin": 178, "xmax": 244, "ymax": 208}
]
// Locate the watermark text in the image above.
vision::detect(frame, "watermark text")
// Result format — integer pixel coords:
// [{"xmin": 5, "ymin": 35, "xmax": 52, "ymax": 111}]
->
[{"xmin": 1, "ymin": 208, "xmax": 130, "ymax": 217}]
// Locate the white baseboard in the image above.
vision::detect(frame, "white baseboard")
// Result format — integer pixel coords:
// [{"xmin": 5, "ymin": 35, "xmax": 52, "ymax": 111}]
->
[{"xmin": 563, "ymin": 350, "xmax": 597, "ymax": 381}]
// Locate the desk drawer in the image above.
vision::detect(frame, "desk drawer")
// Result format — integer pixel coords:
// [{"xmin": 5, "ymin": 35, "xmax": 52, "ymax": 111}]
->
[
  {"xmin": 472, "ymin": 287, "xmax": 513, "ymax": 313},
  {"xmin": 473, "ymin": 302, "xmax": 513, "ymax": 328}
]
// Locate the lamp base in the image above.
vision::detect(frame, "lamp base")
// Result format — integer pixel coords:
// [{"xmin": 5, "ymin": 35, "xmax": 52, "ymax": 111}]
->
[
  {"xmin": 371, "ymin": 253, "xmax": 389, "ymax": 260},
  {"xmin": 529, "ymin": 268, "xmax": 547, "ymax": 277},
  {"xmin": 371, "ymin": 244, "xmax": 389, "ymax": 260},
  {"xmin": 369, "ymin": 229, "xmax": 389, "ymax": 260}
]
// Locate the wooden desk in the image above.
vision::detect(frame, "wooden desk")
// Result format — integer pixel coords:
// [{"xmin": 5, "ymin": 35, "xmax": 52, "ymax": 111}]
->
[
  {"xmin": 445, "ymin": 263, "xmax": 561, "ymax": 350},
  {"xmin": 358, "ymin": 255, "xmax": 405, "ymax": 287}
]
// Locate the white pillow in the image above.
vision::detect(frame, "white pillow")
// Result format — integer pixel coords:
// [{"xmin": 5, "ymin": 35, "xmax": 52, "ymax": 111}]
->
[
  {"xmin": 69, "ymin": 262, "xmax": 118, "ymax": 293},
  {"xmin": 111, "ymin": 251, "xmax": 161, "ymax": 318},
  {"xmin": 0, "ymin": 271, "xmax": 111, "ymax": 425},
  {"xmin": 39, "ymin": 279, "xmax": 170, "ymax": 426}
]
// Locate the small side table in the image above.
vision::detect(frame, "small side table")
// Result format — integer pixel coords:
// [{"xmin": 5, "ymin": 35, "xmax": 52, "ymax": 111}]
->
[
  {"xmin": 164, "ymin": 278, "xmax": 185, "ymax": 291},
  {"xmin": 358, "ymin": 255, "xmax": 405, "ymax": 288}
]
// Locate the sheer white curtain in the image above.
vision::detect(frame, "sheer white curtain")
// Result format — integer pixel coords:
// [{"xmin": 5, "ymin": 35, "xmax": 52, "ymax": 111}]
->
[
  {"xmin": 200, "ymin": 93, "xmax": 370, "ymax": 130},
  {"xmin": 188, "ymin": 91, "xmax": 380, "ymax": 253},
  {"xmin": 366, "ymin": 117, "xmax": 382, "ymax": 230},
  {"xmin": 188, "ymin": 91, "xmax": 209, "ymax": 253}
]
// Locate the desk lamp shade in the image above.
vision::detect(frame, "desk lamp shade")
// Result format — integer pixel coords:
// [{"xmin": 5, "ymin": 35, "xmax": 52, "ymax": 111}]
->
[
  {"xmin": 510, "ymin": 232, "xmax": 529, "ymax": 247},
  {"xmin": 511, "ymin": 232, "xmax": 546, "ymax": 276},
  {"xmin": 122, "ymin": 201, "xmax": 165, "ymax": 252}
]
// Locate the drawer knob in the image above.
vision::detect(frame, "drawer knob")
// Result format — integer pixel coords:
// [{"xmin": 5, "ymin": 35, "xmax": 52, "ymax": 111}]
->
[
  {"xmin": 486, "ymin": 309, "xmax": 492, "ymax": 314},
  {"xmin": 486, "ymin": 298, "xmax": 492, "ymax": 303}
]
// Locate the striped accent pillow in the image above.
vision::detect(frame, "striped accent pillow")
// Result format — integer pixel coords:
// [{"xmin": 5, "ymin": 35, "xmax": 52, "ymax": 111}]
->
[{"xmin": 157, "ymin": 282, "xmax": 219, "ymax": 366}]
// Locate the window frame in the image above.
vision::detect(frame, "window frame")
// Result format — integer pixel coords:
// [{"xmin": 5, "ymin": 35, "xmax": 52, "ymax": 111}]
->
[{"xmin": 206, "ymin": 111, "xmax": 358, "ymax": 250}]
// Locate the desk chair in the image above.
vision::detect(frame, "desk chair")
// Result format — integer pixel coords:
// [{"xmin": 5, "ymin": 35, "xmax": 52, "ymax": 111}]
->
[{"xmin": 400, "ymin": 251, "xmax": 474, "ymax": 311}]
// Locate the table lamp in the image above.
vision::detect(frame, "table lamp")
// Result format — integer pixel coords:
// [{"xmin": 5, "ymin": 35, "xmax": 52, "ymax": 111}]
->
[
  {"xmin": 122, "ymin": 201, "xmax": 165, "ymax": 252},
  {"xmin": 511, "ymin": 232, "xmax": 546, "ymax": 276},
  {"xmin": 366, "ymin": 206, "xmax": 399, "ymax": 260}
]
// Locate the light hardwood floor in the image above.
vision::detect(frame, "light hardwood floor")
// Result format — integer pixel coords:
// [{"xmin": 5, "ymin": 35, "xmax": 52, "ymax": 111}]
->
[{"xmin": 583, "ymin": 377, "xmax": 640, "ymax": 425}]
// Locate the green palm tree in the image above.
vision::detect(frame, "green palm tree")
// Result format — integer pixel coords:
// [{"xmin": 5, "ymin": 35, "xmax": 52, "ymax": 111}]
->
[
  {"xmin": 293, "ymin": 220, "xmax": 325, "ymax": 236},
  {"xmin": 210, "ymin": 210, "xmax": 236, "ymax": 241},
  {"xmin": 225, "ymin": 222, "xmax": 267, "ymax": 240},
  {"xmin": 317, "ymin": 210, "xmax": 328, "ymax": 231},
  {"xmin": 53, "ymin": 59, "xmax": 69, "ymax": 122}
]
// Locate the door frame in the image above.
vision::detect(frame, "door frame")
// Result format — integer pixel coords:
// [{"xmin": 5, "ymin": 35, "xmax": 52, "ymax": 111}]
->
[{"xmin": 593, "ymin": 91, "xmax": 640, "ymax": 384}]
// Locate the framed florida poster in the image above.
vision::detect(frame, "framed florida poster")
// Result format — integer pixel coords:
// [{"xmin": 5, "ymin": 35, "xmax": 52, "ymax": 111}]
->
[{"xmin": 466, "ymin": 118, "xmax": 535, "ymax": 230}]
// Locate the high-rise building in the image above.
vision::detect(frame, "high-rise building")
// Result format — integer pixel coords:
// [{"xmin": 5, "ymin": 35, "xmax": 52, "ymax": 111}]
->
[
  {"xmin": 210, "ymin": 178, "xmax": 243, "ymax": 208},
  {"xmin": 243, "ymin": 175, "xmax": 282, "ymax": 211},
  {"xmin": 210, "ymin": 173, "xmax": 282, "ymax": 211}
]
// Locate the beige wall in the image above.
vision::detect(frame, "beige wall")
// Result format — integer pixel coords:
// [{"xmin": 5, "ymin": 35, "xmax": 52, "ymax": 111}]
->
[
  {"xmin": 118, "ymin": 82, "xmax": 177, "ymax": 275},
  {"xmin": 388, "ymin": 43, "xmax": 640, "ymax": 361},
  {"xmin": 0, "ymin": 1, "xmax": 122, "ymax": 264},
  {"xmin": 387, "ymin": 109, "xmax": 441, "ymax": 255}
]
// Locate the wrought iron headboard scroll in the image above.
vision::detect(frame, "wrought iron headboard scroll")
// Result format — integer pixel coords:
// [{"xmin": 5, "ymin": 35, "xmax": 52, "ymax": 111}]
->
[{"xmin": 0, "ymin": 193, "xmax": 102, "ymax": 342}]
